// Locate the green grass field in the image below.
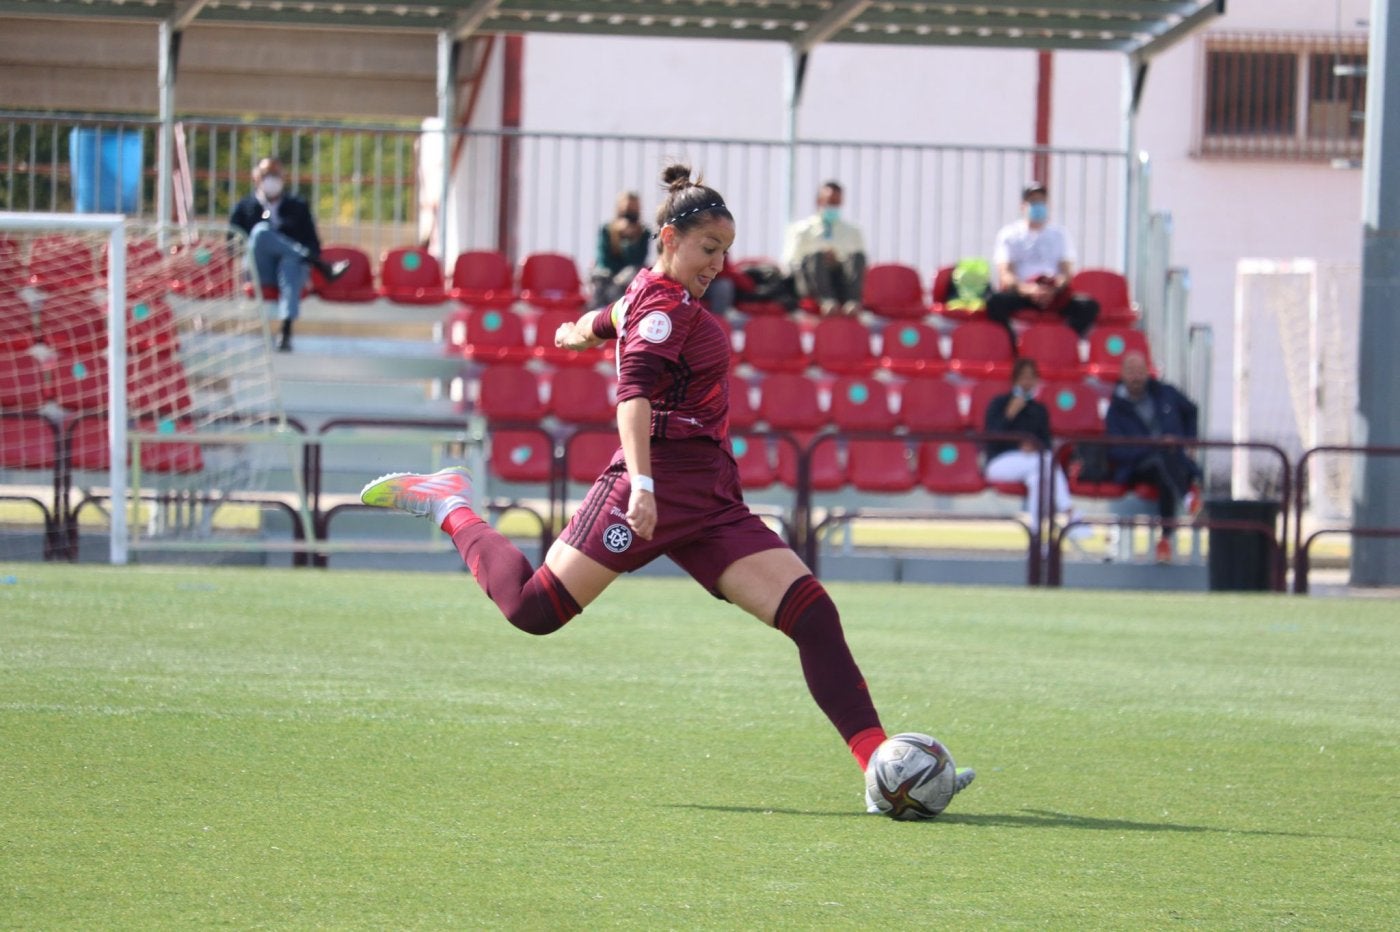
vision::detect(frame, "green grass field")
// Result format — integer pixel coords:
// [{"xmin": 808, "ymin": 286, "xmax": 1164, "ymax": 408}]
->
[{"xmin": 2, "ymin": 563, "xmax": 1396, "ymax": 929}]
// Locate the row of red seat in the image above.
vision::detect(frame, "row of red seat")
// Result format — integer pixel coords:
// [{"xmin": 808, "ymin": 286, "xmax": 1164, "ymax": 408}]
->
[
  {"xmin": 453, "ymin": 304, "xmax": 1152, "ymax": 384},
  {"xmin": 2, "ymin": 235, "xmax": 1141, "ymax": 331},
  {"xmin": 470, "ymin": 364, "xmax": 1108, "ymax": 438}
]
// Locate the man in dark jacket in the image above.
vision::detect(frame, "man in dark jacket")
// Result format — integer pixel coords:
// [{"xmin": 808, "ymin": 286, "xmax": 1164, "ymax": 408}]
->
[
  {"xmin": 1104, "ymin": 350, "xmax": 1201, "ymax": 560},
  {"xmin": 229, "ymin": 157, "xmax": 346, "ymax": 351}
]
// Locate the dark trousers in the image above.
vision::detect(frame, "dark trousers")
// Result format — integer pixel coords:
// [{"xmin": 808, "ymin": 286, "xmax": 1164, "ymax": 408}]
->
[
  {"xmin": 986, "ymin": 288, "xmax": 1099, "ymax": 339},
  {"xmin": 795, "ymin": 252, "xmax": 867, "ymax": 307},
  {"xmin": 1128, "ymin": 452, "xmax": 1196, "ymax": 532}
]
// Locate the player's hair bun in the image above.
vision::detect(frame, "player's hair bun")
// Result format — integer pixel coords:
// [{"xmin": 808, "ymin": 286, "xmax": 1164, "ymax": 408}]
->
[{"xmin": 661, "ymin": 163, "xmax": 693, "ymax": 191}]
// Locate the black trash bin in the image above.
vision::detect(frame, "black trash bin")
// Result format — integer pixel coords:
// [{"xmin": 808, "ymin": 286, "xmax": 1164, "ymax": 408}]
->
[{"xmin": 1204, "ymin": 499, "xmax": 1281, "ymax": 591}]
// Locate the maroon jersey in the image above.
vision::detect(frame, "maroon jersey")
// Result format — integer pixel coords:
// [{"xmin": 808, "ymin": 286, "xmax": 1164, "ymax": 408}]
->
[{"xmin": 613, "ymin": 267, "xmax": 732, "ymax": 441}]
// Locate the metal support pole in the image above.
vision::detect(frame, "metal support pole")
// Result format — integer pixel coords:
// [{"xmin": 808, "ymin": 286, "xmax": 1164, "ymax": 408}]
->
[
  {"xmin": 1353, "ymin": 0, "xmax": 1400, "ymax": 584},
  {"xmin": 156, "ymin": 21, "xmax": 177, "ymax": 235},
  {"xmin": 436, "ymin": 30, "xmax": 456, "ymax": 263}
]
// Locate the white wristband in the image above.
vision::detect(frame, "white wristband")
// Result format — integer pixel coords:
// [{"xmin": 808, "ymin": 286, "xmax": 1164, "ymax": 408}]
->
[{"xmin": 633, "ymin": 474, "xmax": 655, "ymax": 494}]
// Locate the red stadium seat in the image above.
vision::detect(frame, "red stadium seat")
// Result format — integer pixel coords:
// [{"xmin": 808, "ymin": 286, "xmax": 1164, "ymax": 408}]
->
[
  {"xmin": 311, "ymin": 246, "xmax": 378, "ymax": 302},
  {"xmin": 776, "ymin": 433, "xmax": 844, "ymax": 491},
  {"xmin": 0, "ymin": 348, "xmax": 48, "ymax": 411},
  {"xmin": 1040, "ymin": 381, "xmax": 1104, "ymax": 436},
  {"xmin": 739, "ymin": 316, "xmax": 808, "ymax": 373},
  {"xmin": 379, "ymin": 247, "xmax": 448, "ymax": 304},
  {"xmin": 168, "ymin": 241, "xmax": 240, "ymax": 299},
  {"xmin": 811, "ymin": 315, "xmax": 877, "ymax": 375},
  {"xmin": 519, "ymin": 253, "xmax": 587, "ymax": 311},
  {"xmin": 533, "ymin": 308, "xmax": 609, "ymax": 367},
  {"xmin": 0, "ymin": 414, "xmax": 60, "ymax": 470},
  {"xmin": 948, "ymin": 319, "xmax": 1014, "ymax": 380},
  {"xmin": 727, "ymin": 375, "xmax": 759, "ymax": 431},
  {"xmin": 846, "ymin": 439, "xmax": 915, "ymax": 492},
  {"xmin": 757, "ymin": 373, "xmax": 827, "ymax": 432},
  {"xmin": 917, "ymin": 441, "xmax": 988, "ymax": 495},
  {"xmin": 28, "ymin": 235, "xmax": 98, "ymax": 292},
  {"xmin": 51, "ymin": 353, "xmax": 108, "ymax": 413},
  {"xmin": 1017, "ymin": 322, "xmax": 1084, "ymax": 382},
  {"xmin": 488, "ymin": 429, "xmax": 554, "ymax": 485},
  {"xmin": 549, "ymin": 367, "xmax": 614, "ymax": 426},
  {"xmin": 730, "ymin": 433, "xmax": 776, "ymax": 489},
  {"xmin": 879, "ymin": 321, "xmax": 948, "ymax": 377},
  {"xmin": 477, "ymin": 364, "xmax": 547, "ymax": 423},
  {"xmin": 39, "ymin": 294, "xmax": 108, "ymax": 354},
  {"xmin": 965, "ymin": 380, "xmax": 1006, "ymax": 431},
  {"xmin": 450, "ymin": 250, "xmax": 518, "ymax": 308},
  {"xmin": 0, "ymin": 237, "xmax": 23, "ymax": 293},
  {"xmin": 861, "ymin": 263, "xmax": 928, "ymax": 320},
  {"xmin": 456, "ymin": 306, "xmax": 532, "ymax": 364},
  {"xmin": 126, "ymin": 296, "xmax": 179, "ymax": 354},
  {"xmin": 1071, "ymin": 268, "xmax": 1138, "ymax": 325},
  {"xmin": 0, "ymin": 292, "xmax": 33, "ymax": 349},
  {"xmin": 127, "ymin": 351, "xmax": 193, "ymax": 420},
  {"xmin": 829, "ymin": 376, "xmax": 897, "ymax": 433},
  {"xmin": 563, "ymin": 430, "xmax": 619, "ymax": 484},
  {"xmin": 1085, "ymin": 327, "xmax": 1152, "ymax": 382},
  {"xmin": 897, "ymin": 378, "xmax": 966, "ymax": 433}
]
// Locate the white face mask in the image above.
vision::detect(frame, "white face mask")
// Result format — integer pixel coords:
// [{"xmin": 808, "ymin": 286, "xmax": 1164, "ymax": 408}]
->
[{"xmin": 260, "ymin": 176, "xmax": 284, "ymax": 199}]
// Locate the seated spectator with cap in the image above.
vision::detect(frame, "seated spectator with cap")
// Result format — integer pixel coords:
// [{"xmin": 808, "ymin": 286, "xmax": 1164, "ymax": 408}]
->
[{"xmin": 986, "ymin": 181, "xmax": 1099, "ymax": 341}]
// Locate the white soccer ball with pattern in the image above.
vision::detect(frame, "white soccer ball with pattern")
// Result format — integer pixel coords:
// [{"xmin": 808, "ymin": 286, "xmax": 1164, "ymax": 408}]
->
[{"xmin": 864, "ymin": 732, "xmax": 958, "ymax": 820}]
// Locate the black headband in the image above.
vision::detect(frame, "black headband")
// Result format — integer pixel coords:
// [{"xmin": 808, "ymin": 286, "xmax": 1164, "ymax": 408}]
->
[{"xmin": 664, "ymin": 201, "xmax": 725, "ymax": 227}]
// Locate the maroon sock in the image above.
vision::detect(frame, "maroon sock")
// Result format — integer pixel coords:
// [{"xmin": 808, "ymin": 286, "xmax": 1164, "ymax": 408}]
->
[
  {"xmin": 443, "ymin": 509, "xmax": 581, "ymax": 635},
  {"xmin": 775, "ymin": 575, "xmax": 885, "ymax": 767}
]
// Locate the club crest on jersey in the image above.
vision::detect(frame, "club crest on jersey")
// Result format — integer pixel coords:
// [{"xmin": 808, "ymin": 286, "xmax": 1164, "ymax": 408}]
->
[
  {"xmin": 638, "ymin": 311, "xmax": 672, "ymax": 344},
  {"xmin": 602, "ymin": 523, "xmax": 634, "ymax": 553}
]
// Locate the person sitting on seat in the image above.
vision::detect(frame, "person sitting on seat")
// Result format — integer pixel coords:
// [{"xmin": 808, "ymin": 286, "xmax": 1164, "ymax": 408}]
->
[
  {"xmin": 983, "ymin": 357, "xmax": 1092, "ymax": 545},
  {"xmin": 1104, "ymin": 350, "xmax": 1201, "ymax": 562},
  {"xmin": 589, "ymin": 191, "xmax": 653, "ymax": 309},
  {"xmin": 782, "ymin": 181, "xmax": 867, "ymax": 316},
  {"xmin": 985, "ymin": 181, "xmax": 1099, "ymax": 341},
  {"xmin": 229, "ymin": 157, "xmax": 348, "ymax": 352}
]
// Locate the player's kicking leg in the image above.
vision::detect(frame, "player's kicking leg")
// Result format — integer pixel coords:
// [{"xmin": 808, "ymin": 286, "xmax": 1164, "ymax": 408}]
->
[{"xmin": 359, "ymin": 468, "xmax": 581, "ymax": 635}]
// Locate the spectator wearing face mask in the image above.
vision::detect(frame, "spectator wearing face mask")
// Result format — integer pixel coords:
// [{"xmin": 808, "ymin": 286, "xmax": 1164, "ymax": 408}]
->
[
  {"xmin": 782, "ymin": 181, "xmax": 867, "ymax": 317},
  {"xmin": 590, "ymin": 191, "xmax": 654, "ymax": 309},
  {"xmin": 229, "ymin": 157, "xmax": 347, "ymax": 351},
  {"xmin": 985, "ymin": 182, "xmax": 1099, "ymax": 341}
]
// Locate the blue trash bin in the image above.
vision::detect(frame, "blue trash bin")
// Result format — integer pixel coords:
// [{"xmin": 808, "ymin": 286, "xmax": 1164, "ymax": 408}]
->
[{"xmin": 70, "ymin": 128, "xmax": 144, "ymax": 214}]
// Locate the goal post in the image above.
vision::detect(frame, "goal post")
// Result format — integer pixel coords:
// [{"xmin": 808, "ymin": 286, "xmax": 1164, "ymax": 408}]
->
[{"xmin": 0, "ymin": 212, "xmax": 308, "ymax": 565}]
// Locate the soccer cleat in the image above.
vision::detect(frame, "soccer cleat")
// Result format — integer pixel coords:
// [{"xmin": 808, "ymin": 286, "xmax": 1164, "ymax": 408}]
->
[
  {"xmin": 865, "ymin": 766, "xmax": 977, "ymax": 815},
  {"xmin": 359, "ymin": 466, "xmax": 472, "ymax": 518}
]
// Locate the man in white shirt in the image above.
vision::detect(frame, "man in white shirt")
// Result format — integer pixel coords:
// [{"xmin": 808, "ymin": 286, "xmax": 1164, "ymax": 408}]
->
[
  {"xmin": 986, "ymin": 182, "xmax": 1099, "ymax": 338},
  {"xmin": 782, "ymin": 181, "xmax": 867, "ymax": 316}
]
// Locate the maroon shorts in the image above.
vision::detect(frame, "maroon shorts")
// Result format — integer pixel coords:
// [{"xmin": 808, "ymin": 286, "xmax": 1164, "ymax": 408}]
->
[{"xmin": 561, "ymin": 438, "xmax": 788, "ymax": 597}]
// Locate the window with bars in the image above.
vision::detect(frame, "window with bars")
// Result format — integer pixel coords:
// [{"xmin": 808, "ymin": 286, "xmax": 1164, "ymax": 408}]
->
[{"xmin": 1198, "ymin": 34, "xmax": 1367, "ymax": 160}]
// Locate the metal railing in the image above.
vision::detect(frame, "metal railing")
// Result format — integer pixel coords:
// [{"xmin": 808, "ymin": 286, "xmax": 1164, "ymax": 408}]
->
[{"xmin": 2, "ymin": 110, "xmax": 1131, "ymax": 283}]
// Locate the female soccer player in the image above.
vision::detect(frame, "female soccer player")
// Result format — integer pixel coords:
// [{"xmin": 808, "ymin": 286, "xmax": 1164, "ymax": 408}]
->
[{"xmin": 360, "ymin": 165, "xmax": 972, "ymax": 810}]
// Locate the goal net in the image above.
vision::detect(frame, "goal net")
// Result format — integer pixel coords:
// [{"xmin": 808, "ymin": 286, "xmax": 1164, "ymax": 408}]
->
[
  {"xmin": 0, "ymin": 213, "xmax": 306, "ymax": 564},
  {"xmin": 1233, "ymin": 258, "xmax": 1361, "ymax": 520}
]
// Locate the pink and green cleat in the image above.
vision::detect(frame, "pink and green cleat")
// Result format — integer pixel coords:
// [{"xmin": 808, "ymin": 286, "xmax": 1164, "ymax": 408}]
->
[{"xmin": 359, "ymin": 467, "xmax": 472, "ymax": 518}]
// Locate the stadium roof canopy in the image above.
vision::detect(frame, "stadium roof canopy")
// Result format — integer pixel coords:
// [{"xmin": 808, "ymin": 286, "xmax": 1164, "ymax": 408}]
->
[{"xmin": 3, "ymin": 0, "xmax": 1223, "ymax": 60}]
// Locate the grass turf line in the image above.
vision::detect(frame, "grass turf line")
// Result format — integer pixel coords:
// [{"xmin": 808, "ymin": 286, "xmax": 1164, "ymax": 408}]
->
[{"xmin": 1, "ymin": 563, "xmax": 1396, "ymax": 928}]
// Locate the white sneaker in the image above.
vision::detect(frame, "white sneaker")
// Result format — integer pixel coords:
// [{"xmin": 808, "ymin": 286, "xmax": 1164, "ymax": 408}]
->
[{"xmin": 359, "ymin": 467, "xmax": 472, "ymax": 518}]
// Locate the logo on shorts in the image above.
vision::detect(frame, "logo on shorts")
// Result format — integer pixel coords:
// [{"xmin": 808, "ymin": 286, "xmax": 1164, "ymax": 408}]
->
[
  {"xmin": 638, "ymin": 311, "xmax": 672, "ymax": 344},
  {"xmin": 602, "ymin": 523, "xmax": 634, "ymax": 553}
]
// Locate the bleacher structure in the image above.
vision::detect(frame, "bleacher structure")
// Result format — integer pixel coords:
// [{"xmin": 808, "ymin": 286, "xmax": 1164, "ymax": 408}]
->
[{"xmin": 5, "ymin": 229, "xmax": 1265, "ymax": 588}]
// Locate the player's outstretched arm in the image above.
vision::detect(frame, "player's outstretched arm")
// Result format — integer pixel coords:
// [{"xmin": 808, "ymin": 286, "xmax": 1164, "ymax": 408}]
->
[{"xmin": 555, "ymin": 309, "xmax": 606, "ymax": 351}]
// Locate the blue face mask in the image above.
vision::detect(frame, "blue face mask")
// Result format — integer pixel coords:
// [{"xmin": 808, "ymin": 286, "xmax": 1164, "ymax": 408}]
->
[
  {"xmin": 1027, "ymin": 201, "xmax": 1049, "ymax": 224},
  {"xmin": 820, "ymin": 207, "xmax": 841, "ymax": 225}
]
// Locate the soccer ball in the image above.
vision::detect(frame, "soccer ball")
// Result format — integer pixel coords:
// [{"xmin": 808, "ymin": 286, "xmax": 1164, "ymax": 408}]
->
[{"xmin": 864, "ymin": 732, "xmax": 958, "ymax": 820}]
